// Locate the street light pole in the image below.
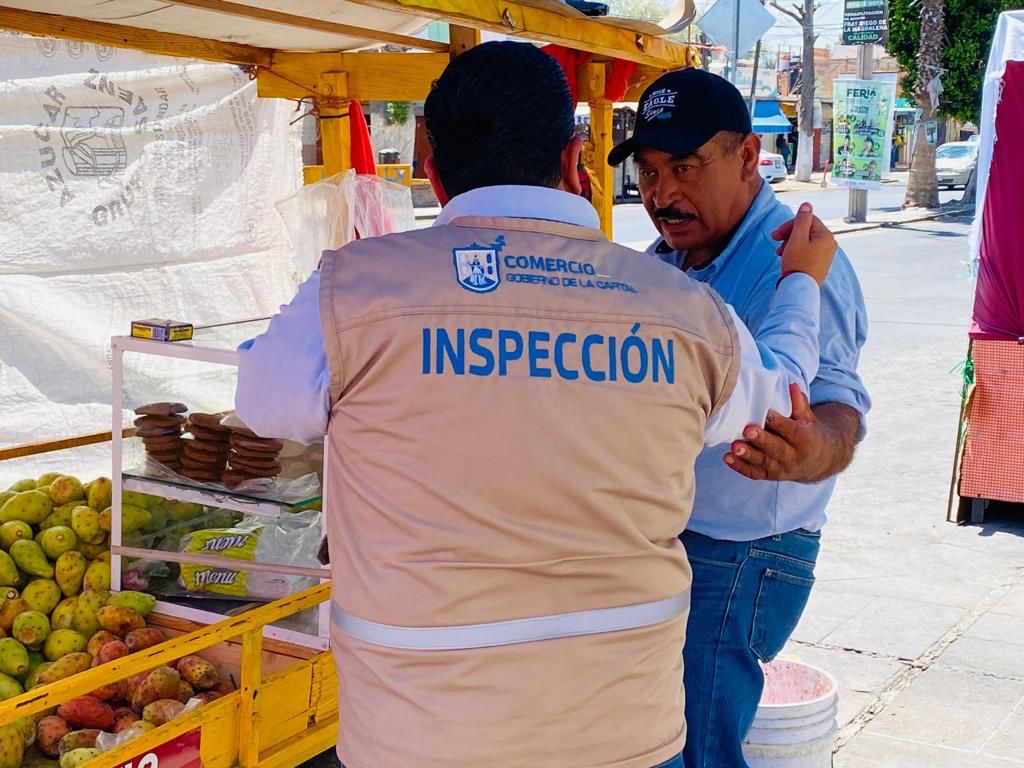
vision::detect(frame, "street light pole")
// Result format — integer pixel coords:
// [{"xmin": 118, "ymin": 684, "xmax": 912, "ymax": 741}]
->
[
  {"xmin": 847, "ymin": 44, "xmax": 873, "ymax": 222},
  {"xmin": 731, "ymin": 0, "xmax": 742, "ymax": 83}
]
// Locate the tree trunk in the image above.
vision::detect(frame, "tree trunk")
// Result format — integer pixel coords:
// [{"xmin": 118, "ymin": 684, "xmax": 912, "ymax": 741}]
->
[
  {"xmin": 795, "ymin": 0, "xmax": 815, "ymax": 182},
  {"xmin": 904, "ymin": 0, "xmax": 945, "ymax": 208}
]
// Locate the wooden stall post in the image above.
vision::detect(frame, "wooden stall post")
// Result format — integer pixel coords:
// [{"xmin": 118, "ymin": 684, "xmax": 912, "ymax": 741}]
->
[
  {"xmin": 238, "ymin": 627, "xmax": 265, "ymax": 768},
  {"xmin": 580, "ymin": 62, "xmax": 614, "ymax": 239},
  {"xmin": 318, "ymin": 71, "xmax": 352, "ymax": 177},
  {"xmin": 449, "ymin": 25, "xmax": 480, "ymax": 58}
]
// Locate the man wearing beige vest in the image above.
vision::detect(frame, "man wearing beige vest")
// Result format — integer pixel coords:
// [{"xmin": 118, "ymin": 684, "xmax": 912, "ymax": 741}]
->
[{"xmin": 236, "ymin": 42, "xmax": 836, "ymax": 768}]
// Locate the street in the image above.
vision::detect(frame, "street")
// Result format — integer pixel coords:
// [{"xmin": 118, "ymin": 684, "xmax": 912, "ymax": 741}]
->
[
  {"xmin": 769, "ymin": 216, "xmax": 1024, "ymax": 766},
  {"xmin": 612, "ymin": 181, "xmax": 964, "ymax": 246}
]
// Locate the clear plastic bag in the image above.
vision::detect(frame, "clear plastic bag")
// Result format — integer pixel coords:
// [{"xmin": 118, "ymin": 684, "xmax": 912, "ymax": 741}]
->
[{"xmin": 275, "ymin": 169, "xmax": 416, "ymax": 278}]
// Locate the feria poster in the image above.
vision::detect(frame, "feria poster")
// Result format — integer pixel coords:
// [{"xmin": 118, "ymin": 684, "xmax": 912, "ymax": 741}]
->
[{"xmin": 832, "ymin": 78, "xmax": 895, "ymax": 190}]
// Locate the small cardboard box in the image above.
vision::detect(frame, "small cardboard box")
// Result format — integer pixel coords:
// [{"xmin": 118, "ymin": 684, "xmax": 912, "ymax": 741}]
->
[{"xmin": 131, "ymin": 319, "xmax": 194, "ymax": 342}]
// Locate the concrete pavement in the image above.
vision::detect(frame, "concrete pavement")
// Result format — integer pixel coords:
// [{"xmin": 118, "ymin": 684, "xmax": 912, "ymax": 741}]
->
[{"xmin": 777, "ymin": 215, "xmax": 1024, "ymax": 766}]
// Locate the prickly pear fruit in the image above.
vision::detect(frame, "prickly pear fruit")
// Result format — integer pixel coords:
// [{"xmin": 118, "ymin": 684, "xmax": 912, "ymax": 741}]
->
[
  {"xmin": 0, "ymin": 598, "xmax": 27, "ymax": 632},
  {"xmin": 96, "ymin": 640, "xmax": 129, "ymax": 665},
  {"xmin": 25, "ymin": 661, "xmax": 50, "ymax": 689},
  {"xmin": 37, "ymin": 473, "xmax": 61, "ymax": 488},
  {"xmin": 57, "ymin": 697, "xmax": 114, "ymax": 730},
  {"xmin": 77, "ymin": 540, "xmax": 107, "ymax": 561},
  {"xmin": 131, "ymin": 666, "xmax": 180, "ymax": 712},
  {"xmin": 12, "ymin": 717, "xmax": 33, "ymax": 748},
  {"xmin": 121, "ymin": 505, "xmax": 152, "ymax": 535},
  {"xmin": 112, "ymin": 707, "xmax": 140, "ymax": 733},
  {"xmin": 59, "ymin": 747, "xmax": 100, "ymax": 768},
  {"xmin": 0, "ymin": 490, "xmax": 53, "ymax": 525},
  {"xmin": 125, "ymin": 627, "xmax": 166, "ymax": 652},
  {"xmin": 176, "ymin": 680, "xmax": 195, "ymax": 703},
  {"xmin": 177, "ymin": 655, "xmax": 220, "ymax": 690},
  {"xmin": 85, "ymin": 631, "xmax": 118, "ymax": 658},
  {"xmin": 13, "ymin": 611, "xmax": 50, "ymax": 649},
  {"xmin": 10, "ymin": 541, "xmax": 54, "ymax": 579},
  {"xmin": 97, "ymin": 605, "xmax": 144, "ymax": 637},
  {"xmin": 57, "ymin": 732, "xmax": 99, "ymax": 758},
  {"xmin": 89, "ymin": 678, "xmax": 126, "ymax": 702},
  {"xmin": 107, "ymin": 591, "xmax": 156, "ymax": 617},
  {"xmin": 143, "ymin": 699, "xmax": 184, "ymax": 726},
  {"xmin": 39, "ymin": 528, "xmax": 78, "ymax": 562},
  {"xmin": 37, "ymin": 651, "xmax": 91, "ymax": 684},
  {"xmin": 41, "ymin": 503, "xmax": 78, "ymax": 531},
  {"xmin": 69, "ymin": 508, "xmax": 102, "ymax": 546},
  {"xmin": 48, "ymin": 478, "xmax": 84, "ymax": 507},
  {"xmin": 0, "ymin": 552, "xmax": 19, "ymax": 588},
  {"xmin": 0, "ymin": 722, "xmax": 26, "ymax": 768},
  {"xmin": 8, "ymin": 479, "xmax": 37, "ymax": 492},
  {"xmin": 55, "ymin": 553, "xmax": 87, "ymax": 598},
  {"xmin": 0, "ymin": 671, "xmax": 23, "ymax": 699},
  {"xmin": 36, "ymin": 716, "xmax": 71, "ymax": 757},
  {"xmin": 43, "ymin": 630, "xmax": 88, "ymax": 663},
  {"xmin": 0, "ymin": 638, "xmax": 29, "ymax": 676},
  {"xmin": 72, "ymin": 591, "xmax": 108, "ymax": 639},
  {"xmin": 0, "ymin": 522, "xmax": 32, "ymax": 550},
  {"xmin": 87, "ymin": 480, "xmax": 113, "ymax": 513},
  {"xmin": 50, "ymin": 598, "xmax": 77, "ymax": 631},
  {"xmin": 22, "ymin": 580, "xmax": 61, "ymax": 616},
  {"xmin": 82, "ymin": 563, "xmax": 110, "ymax": 594},
  {"xmin": 142, "ymin": 506, "xmax": 168, "ymax": 534}
]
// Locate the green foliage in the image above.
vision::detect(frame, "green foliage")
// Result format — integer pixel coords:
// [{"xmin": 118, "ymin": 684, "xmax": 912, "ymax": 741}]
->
[
  {"xmin": 887, "ymin": 0, "xmax": 1024, "ymax": 122},
  {"xmin": 384, "ymin": 102, "xmax": 411, "ymax": 126}
]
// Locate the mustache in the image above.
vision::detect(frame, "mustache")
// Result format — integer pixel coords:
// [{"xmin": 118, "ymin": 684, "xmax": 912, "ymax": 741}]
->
[{"xmin": 653, "ymin": 207, "xmax": 697, "ymax": 221}]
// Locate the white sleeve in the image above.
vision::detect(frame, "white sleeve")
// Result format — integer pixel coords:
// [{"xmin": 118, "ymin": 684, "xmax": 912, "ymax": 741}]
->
[
  {"xmin": 703, "ymin": 273, "xmax": 821, "ymax": 447},
  {"xmin": 234, "ymin": 270, "xmax": 330, "ymax": 444}
]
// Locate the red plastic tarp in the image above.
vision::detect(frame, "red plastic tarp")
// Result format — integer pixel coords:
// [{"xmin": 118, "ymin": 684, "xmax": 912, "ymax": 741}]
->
[
  {"xmin": 542, "ymin": 45, "xmax": 637, "ymax": 104},
  {"xmin": 971, "ymin": 59, "xmax": 1024, "ymax": 341}
]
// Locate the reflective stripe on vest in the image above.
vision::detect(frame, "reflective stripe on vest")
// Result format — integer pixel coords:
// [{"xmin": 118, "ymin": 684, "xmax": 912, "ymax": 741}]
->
[{"xmin": 330, "ymin": 592, "xmax": 689, "ymax": 651}]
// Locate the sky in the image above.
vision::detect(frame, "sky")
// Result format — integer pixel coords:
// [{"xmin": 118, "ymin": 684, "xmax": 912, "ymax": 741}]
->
[{"xmin": 693, "ymin": 0, "xmax": 849, "ymax": 52}]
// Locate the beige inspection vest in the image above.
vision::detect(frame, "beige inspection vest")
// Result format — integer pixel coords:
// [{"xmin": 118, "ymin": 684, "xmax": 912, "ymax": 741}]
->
[{"xmin": 319, "ymin": 215, "xmax": 739, "ymax": 768}]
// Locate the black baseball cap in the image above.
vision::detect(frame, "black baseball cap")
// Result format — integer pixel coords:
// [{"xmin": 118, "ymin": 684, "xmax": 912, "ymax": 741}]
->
[{"xmin": 608, "ymin": 68, "xmax": 752, "ymax": 166}]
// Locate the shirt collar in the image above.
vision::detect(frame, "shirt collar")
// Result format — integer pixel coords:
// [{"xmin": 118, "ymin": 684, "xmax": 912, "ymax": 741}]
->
[
  {"xmin": 433, "ymin": 185, "xmax": 601, "ymax": 230},
  {"xmin": 651, "ymin": 180, "xmax": 775, "ymax": 275}
]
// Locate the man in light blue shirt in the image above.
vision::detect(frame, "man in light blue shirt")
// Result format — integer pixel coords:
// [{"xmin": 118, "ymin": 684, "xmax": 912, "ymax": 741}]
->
[{"xmin": 610, "ymin": 69, "xmax": 869, "ymax": 767}]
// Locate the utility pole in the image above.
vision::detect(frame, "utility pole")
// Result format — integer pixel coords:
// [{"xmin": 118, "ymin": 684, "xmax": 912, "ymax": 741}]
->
[
  {"xmin": 847, "ymin": 44, "xmax": 873, "ymax": 222},
  {"xmin": 731, "ymin": 0, "xmax": 742, "ymax": 83}
]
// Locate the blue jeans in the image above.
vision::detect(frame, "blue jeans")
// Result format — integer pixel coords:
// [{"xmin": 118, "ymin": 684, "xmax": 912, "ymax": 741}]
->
[
  {"xmin": 341, "ymin": 755, "xmax": 682, "ymax": 768},
  {"xmin": 681, "ymin": 529, "xmax": 820, "ymax": 768}
]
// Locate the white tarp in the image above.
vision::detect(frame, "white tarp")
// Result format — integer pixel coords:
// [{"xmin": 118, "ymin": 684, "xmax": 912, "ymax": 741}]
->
[
  {"xmin": 970, "ymin": 10, "xmax": 1024, "ymax": 268},
  {"xmin": 0, "ymin": 33, "xmax": 303, "ymax": 484}
]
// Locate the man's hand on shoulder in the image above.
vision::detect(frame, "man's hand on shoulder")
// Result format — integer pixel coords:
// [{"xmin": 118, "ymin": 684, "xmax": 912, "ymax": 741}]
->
[{"xmin": 724, "ymin": 383, "xmax": 861, "ymax": 483}]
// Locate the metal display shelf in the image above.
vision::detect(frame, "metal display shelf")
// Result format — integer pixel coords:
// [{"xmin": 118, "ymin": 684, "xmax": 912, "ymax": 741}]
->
[{"xmin": 110, "ymin": 334, "xmax": 330, "ymax": 649}]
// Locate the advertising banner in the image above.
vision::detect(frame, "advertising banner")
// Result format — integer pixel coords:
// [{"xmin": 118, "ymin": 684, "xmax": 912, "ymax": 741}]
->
[{"xmin": 832, "ymin": 78, "xmax": 895, "ymax": 189}]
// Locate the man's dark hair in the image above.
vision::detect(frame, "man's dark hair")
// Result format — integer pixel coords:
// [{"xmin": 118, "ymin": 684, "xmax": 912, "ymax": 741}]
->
[{"xmin": 424, "ymin": 41, "xmax": 575, "ymax": 198}]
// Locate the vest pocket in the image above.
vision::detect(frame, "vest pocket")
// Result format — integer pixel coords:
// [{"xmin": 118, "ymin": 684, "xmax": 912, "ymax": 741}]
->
[{"xmin": 749, "ymin": 568, "xmax": 815, "ymax": 663}]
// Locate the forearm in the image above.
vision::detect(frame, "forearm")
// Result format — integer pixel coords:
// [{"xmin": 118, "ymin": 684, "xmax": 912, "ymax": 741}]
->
[{"xmin": 804, "ymin": 402, "xmax": 861, "ymax": 482}]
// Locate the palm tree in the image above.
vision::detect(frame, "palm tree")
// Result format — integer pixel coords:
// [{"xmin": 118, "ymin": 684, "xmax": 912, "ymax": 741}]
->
[{"xmin": 904, "ymin": 0, "xmax": 945, "ymax": 208}]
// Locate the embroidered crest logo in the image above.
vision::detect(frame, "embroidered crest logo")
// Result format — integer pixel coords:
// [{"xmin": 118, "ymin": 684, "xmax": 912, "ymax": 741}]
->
[{"xmin": 453, "ymin": 235, "xmax": 505, "ymax": 294}]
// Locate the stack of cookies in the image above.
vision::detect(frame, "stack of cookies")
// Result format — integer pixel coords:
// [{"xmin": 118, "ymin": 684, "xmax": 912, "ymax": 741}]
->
[
  {"xmin": 223, "ymin": 426, "xmax": 284, "ymax": 489},
  {"xmin": 134, "ymin": 402, "xmax": 188, "ymax": 470},
  {"xmin": 179, "ymin": 413, "xmax": 233, "ymax": 484}
]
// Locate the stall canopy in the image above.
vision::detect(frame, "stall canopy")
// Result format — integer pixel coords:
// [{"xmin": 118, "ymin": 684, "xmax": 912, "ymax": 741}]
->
[
  {"xmin": 970, "ymin": 11, "xmax": 1024, "ymax": 341},
  {"xmin": 752, "ymin": 99, "xmax": 791, "ymax": 133}
]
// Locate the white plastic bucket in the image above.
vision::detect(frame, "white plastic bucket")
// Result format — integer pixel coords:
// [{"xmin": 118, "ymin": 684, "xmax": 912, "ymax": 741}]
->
[{"xmin": 741, "ymin": 659, "xmax": 839, "ymax": 768}]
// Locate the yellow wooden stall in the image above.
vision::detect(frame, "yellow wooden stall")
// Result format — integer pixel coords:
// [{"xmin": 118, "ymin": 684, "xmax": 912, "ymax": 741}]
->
[{"xmin": 0, "ymin": 2, "xmax": 698, "ymax": 766}]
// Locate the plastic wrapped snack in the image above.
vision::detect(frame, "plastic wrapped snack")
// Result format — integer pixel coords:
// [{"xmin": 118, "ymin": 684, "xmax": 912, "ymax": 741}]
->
[{"xmin": 177, "ymin": 510, "xmax": 321, "ymax": 600}]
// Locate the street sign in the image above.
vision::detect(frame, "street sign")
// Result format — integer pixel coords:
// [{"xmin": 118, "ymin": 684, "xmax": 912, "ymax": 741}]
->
[
  {"xmin": 841, "ymin": 0, "xmax": 889, "ymax": 46},
  {"xmin": 698, "ymin": 0, "xmax": 775, "ymax": 63}
]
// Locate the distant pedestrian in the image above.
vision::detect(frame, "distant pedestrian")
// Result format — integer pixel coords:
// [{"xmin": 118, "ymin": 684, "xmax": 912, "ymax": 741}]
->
[
  {"xmin": 891, "ymin": 133, "xmax": 904, "ymax": 168},
  {"xmin": 776, "ymin": 134, "xmax": 791, "ymax": 172}
]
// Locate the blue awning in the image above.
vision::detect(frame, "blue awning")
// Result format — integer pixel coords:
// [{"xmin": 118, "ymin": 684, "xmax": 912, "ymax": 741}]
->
[{"xmin": 752, "ymin": 100, "xmax": 792, "ymax": 133}]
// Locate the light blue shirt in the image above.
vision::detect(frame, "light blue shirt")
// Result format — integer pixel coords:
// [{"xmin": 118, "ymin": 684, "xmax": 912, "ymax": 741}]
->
[
  {"xmin": 235, "ymin": 185, "xmax": 824, "ymax": 465},
  {"xmin": 649, "ymin": 181, "xmax": 871, "ymax": 540}
]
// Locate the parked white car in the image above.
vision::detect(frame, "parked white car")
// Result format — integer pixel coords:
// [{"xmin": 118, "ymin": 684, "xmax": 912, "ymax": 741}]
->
[
  {"xmin": 758, "ymin": 150, "xmax": 787, "ymax": 183},
  {"xmin": 935, "ymin": 141, "xmax": 978, "ymax": 189}
]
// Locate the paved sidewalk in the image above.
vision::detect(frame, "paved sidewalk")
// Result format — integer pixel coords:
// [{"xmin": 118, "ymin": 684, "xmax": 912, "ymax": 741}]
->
[{"xmin": 782, "ymin": 217, "xmax": 1024, "ymax": 767}]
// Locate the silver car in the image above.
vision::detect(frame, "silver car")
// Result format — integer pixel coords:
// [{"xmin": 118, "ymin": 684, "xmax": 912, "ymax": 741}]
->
[{"xmin": 935, "ymin": 141, "xmax": 978, "ymax": 189}]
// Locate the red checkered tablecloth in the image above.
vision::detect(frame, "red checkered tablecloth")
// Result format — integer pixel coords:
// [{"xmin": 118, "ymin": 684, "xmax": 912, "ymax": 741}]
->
[{"xmin": 960, "ymin": 340, "xmax": 1024, "ymax": 503}]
